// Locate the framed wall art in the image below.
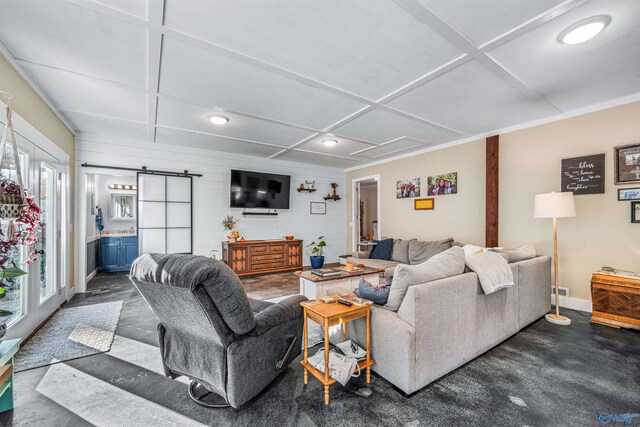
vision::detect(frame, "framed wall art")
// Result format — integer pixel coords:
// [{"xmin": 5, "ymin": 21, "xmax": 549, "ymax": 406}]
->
[
  {"xmin": 632, "ymin": 202, "xmax": 640, "ymax": 223},
  {"xmin": 414, "ymin": 198, "xmax": 434, "ymax": 210},
  {"xmin": 396, "ymin": 178, "xmax": 420, "ymax": 198},
  {"xmin": 427, "ymin": 172, "xmax": 457, "ymax": 196},
  {"xmin": 618, "ymin": 188, "xmax": 640, "ymax": 201},
  {"xmin": 614, "ymin": 143, "xmax": 640, "ymax": 184},
  {"xmin": 310, "ymin": 201, "xmax": 326, "ymax": 215},
  {"xmin": 561, "ymin": 153, "xmax": 605, "ymax": 194}
]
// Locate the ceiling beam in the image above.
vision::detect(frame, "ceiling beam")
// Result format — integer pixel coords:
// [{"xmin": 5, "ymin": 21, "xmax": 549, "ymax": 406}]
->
[
  {"xmin": 65, "ymin": 0, "xmax": 149, "ymax": 27},
  {"xmin": 147, "ymin": 0, "xmax": 164, "ymax": 143},
  {"xmin": 479, "ymin": 0, "xmax": 590, "ymax": 51},
  {"xmin": 394, "ymin": 0, "xmax": 563, "ymax": 112},
  {"xmin": 162, "ymin": 25, "xmax": 464, "ymax": 136}
]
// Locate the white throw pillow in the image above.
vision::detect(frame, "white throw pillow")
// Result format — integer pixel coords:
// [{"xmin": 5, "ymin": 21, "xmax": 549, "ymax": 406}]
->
[{"xmin": 385, "ymin": 246, "xmax": 466, "ymax": 311}]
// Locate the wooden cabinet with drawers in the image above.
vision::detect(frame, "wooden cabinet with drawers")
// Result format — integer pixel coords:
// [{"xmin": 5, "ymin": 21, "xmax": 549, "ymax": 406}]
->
[
  {"xmin": 590, "ymin": 271, "xmax": 640, "ymax": 330},
  {"xmin": 222, "ymin": 239, "xmax": 303, "ymax": 277}
]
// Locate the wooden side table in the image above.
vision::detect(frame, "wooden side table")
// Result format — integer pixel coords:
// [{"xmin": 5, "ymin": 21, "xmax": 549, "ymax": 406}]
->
[
  {"xmin": 590, "ymin": 271, "xmax": 640, "ymax": 330},
  {"xmin": 300, "ymin": 297, "xmax": 373, "ymax": 406},
  {"xmin": 0, "ymin": 338, "xmax": 21, "ymax": 412}
]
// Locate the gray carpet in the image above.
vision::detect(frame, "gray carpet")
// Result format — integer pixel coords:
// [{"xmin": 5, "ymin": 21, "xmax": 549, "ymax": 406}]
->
[
  {"xmin": 2, "ymin": 273, "xmax": 639, "ymax": 427},
  {"xmin": 14, "ymin": 301, "xmax": 123, "ymax": 372}
]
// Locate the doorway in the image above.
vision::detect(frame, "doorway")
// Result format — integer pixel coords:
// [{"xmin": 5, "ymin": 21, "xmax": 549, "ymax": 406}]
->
[
  {"xmin": 0, "ymin": 123, "xmax": 68, "ymax": 341},
  {"xmin": 352, "ymin": 175, "xmax": 381, "ymax": 252},
  {"xmin": 84, "ymin": 172, "xmax": 139, "ymax": 281}
]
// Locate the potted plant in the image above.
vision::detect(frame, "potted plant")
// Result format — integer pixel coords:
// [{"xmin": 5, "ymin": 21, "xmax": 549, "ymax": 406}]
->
[
  {"xmin": 307, "ymin": 236, "xmax": 326, "ymax": 269},
  {"xmin": 222, "ymin": 215, "xmax": 239, "ymax": 242}
]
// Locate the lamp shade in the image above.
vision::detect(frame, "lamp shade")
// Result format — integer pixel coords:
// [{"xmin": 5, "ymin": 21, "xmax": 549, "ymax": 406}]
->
[{"xmin": 534, "ymin": 191, "xmax": 576, "ymax": 218}]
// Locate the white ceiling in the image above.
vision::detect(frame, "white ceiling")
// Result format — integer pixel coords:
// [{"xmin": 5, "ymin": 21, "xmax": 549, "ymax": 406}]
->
[{"xmin": 0, "ymin": 0, "xmax": 638, "ymax": 169}]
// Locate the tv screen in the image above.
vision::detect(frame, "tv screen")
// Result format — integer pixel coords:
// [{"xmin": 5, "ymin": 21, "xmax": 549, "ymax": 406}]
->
[{"xmin": 230, "ymin": 169, "xmax": 291, "ymax": 209}]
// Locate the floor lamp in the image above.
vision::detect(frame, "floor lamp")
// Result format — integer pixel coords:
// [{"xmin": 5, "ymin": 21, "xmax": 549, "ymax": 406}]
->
[{"xmin": 534, "ymin": 191, "xmax": 576, "ymax": 326}]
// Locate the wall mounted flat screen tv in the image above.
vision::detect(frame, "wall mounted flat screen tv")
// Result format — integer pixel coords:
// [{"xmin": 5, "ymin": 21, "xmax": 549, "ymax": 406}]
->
[{"xmin": 230, "ymin": 169, "xmax": 291, "ymax": 209}]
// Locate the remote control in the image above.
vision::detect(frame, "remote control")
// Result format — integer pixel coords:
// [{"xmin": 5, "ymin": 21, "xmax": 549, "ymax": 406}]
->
[{"xmin": 337, "ymin": 299, "xmax": 353, "ymax": 306}]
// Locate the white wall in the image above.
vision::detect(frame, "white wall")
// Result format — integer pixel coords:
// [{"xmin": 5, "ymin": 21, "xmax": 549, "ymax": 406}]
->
[
  {"xmin": 346, "ymin": 101, "xmax": 640, "ymax": 304},
  {"xmin": 75, "ymin": 136, "xmax": 347, "ymax": 264},
  {"xmin": 347, "ymin": 139, "xmax": 486, "ymax": 250},
  {"xmin": 500, "ymin": 102, "xmax": 640, "ymax": 302},
  {"xmin": 96, "ymin": 175, "xmax": 137, "ymax": 232}
]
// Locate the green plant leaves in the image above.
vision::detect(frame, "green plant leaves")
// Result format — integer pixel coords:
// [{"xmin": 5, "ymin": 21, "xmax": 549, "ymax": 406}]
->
[{"xmin": 1, "ymin": 267, "xmax": 27, "ymax": 279}]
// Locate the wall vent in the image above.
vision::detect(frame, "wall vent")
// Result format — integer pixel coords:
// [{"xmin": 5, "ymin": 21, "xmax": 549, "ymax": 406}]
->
[{"xmin": 551, "ymin": 286, "xmax": 569, "ymax": 297}]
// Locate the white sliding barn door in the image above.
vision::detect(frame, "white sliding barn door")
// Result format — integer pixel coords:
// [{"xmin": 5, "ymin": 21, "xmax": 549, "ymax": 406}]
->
[{"xmin": 137, "ymin": 173, "xmax": 192, "ymax": 255}]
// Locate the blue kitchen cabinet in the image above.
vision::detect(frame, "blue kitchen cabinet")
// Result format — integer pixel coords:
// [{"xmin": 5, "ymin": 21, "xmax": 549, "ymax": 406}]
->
[{"xmin": 100, "ymin": 236, "xmax": 139, "ymax": 272}]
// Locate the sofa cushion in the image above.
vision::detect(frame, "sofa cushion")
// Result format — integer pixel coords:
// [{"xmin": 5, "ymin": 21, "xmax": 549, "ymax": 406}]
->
[
  {"xmin": 490, "ymin": 244, "xmax": 536, "ymax": 263},
  {"xmin": 369, "ymin": 239, "xmax": 393, "ymax": 260},
  {"xmin": 385, "ymin": 246, "xmax": 465, "ymax": 311},
  {"xmin": 355, "ymin": 276, "xmax": 391, "ymax": 305},
  {"xmin": 408, "ymin": 238, "xmax": 454, "ymax": 264},
  {"xmin": 391, "ymin": 238, "xmax": 415, "ymax": 264}
]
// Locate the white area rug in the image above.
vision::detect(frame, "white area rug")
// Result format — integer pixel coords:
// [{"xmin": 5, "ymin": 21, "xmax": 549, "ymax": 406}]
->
[{"xmin": 15, "ymin": 301, "xmax": 123, "ymax": 372}]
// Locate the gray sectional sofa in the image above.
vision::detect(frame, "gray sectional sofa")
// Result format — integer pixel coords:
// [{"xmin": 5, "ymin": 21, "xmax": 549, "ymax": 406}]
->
[
  {"xmin": 347, "ymin": 255, "xmax": 552, "ymax": 395},
  {"xmin": 347, "ymin": 238, "xmax": 454, "ymax": 276}
]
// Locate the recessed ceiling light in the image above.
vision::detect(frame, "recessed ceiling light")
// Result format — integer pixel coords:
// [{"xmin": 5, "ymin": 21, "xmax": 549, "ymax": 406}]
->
[
  {"xmin": 558, "ymin": 16, "xmax": 610, "ymax": 45},
  {"xmin": 322, "ymin": 139, "xmax": 338, "ymax": 147},
  {"xmin": 207, "ymin": 114, "xmax": 230, "ymax": 125}
]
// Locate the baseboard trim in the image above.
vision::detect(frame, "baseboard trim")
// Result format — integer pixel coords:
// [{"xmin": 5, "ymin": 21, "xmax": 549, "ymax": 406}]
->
[
  {"xmin": 552, "ymin": 294, "xmax": 592, "ymax": 313},
  {"xmin": 86, "ymin": 269, "xmax": 98, "ymax": 283}
]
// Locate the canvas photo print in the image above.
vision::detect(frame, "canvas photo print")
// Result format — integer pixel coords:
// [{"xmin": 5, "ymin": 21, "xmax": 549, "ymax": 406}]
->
[
  {"xmin": 428, "ymin": 172, "xmax": 458, "ymax": 196},
  {"xmin": 396, "ymin": 178, "xmax": 420, "ymax": 198}
]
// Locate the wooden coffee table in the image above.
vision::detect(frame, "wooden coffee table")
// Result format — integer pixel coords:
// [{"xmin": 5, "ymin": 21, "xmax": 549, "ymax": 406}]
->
[
  {"xmin": 295, "ymin": 267, "xmax": 382, "ymax": 300},
  {"xmin": 300, "ymin": 297, "xmax": 373, "ymax": 406}
]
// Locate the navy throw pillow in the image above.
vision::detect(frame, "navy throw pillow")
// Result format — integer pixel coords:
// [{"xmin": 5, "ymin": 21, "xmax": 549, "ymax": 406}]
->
[
  {"xmin": 369, "ymin": 239, "xmax": 393, "ymax": 260},
  {"xmin": 354, "ymin": 276, "xmax": 391, "ymax": 305}
]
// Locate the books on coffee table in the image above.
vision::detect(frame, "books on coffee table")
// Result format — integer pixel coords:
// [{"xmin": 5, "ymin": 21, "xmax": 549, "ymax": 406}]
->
[{"xmin": 311, "ymin": 268, "xmax": 342, "ymax": 277}]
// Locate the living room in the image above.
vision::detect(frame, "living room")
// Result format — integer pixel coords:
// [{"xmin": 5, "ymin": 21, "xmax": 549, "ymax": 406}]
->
[{"xmin": 0, "ymin": 1, "xmax": 638, "ymax": 426}]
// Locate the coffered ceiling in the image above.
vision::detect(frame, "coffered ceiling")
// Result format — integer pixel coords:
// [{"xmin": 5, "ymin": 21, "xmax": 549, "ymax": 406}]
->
[{"xmin": 0, "ymin": 0, "xmax": 638, "ymax": 169}]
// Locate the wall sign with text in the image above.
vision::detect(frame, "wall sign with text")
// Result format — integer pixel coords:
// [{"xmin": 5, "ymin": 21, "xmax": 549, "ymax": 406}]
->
[{"xmin": 561, "ymin": 153, "xmax": 605, "ymax": 195}]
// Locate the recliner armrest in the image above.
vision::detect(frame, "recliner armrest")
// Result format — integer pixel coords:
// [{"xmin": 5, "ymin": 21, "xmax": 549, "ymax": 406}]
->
[{"xmin": 247, "ymin": 295, "xmax": 307, "ymax": 336}]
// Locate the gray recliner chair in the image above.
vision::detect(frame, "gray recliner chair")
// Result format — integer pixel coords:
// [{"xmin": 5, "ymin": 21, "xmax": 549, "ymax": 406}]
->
[{"xmin": 129, "ymin": 253, "xmax": 307, "ymax": 409}]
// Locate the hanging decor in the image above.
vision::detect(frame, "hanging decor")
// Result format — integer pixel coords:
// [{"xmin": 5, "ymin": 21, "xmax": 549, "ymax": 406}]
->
[{"xmin": 0, "ymin": 93, "xmax": 43, "ymax": 265}]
